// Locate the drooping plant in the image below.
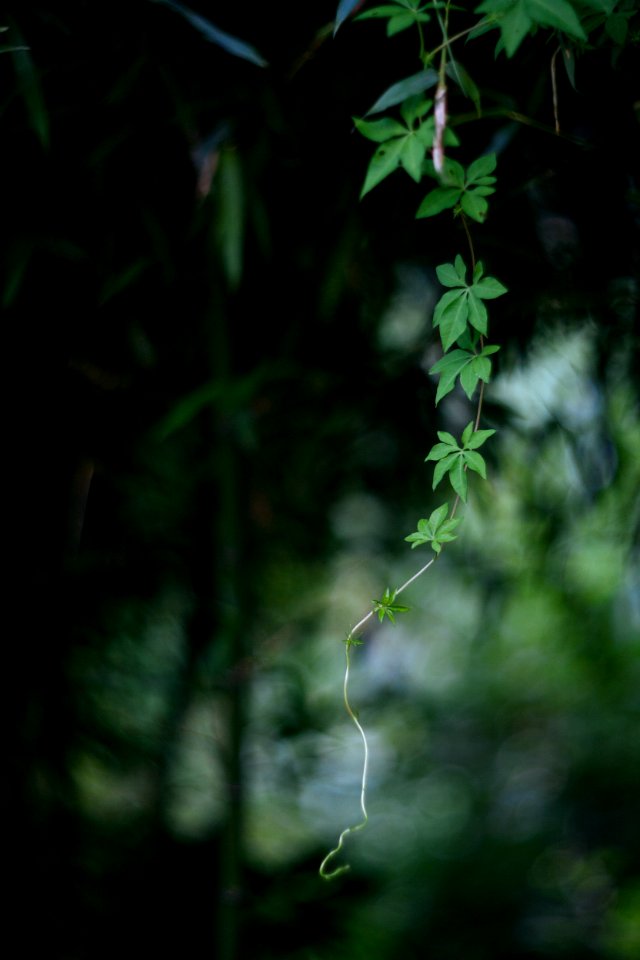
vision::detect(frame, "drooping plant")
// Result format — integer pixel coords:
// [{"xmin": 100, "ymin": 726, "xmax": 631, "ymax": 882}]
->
[{"xmin": 320, "ymin": 0, "xmax": 636, "ymax": 880}]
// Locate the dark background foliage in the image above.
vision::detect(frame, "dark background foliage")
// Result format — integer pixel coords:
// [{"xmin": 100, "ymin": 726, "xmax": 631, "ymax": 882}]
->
[{"xmin": 4, "ymin": 2, "xmax": 639, "ymax": 958}]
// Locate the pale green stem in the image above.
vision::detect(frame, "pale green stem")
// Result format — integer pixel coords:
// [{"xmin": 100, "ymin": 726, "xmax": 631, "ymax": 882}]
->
[
  {"xmin": 319, "ymin": 554, "xmax": 437, "ymax": 880},
  {"xmin": 319, "ymin": 641, "xmax": 369, "ymax": 880}
]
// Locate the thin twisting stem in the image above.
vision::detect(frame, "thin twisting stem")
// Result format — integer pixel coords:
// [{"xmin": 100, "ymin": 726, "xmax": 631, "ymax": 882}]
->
[{"xmin": 319, "ymin": 642, "xmax": 369, "ymax": 880}]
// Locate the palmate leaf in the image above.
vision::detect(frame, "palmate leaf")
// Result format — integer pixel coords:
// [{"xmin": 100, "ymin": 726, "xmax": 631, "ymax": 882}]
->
[
  {"xmin": 357, "ymin": 1, "xmax": 432, "ymax": 36},
  {"xmin": 418, "ymin": 155, "xmax": 497, "ymax": 221},
  {"xmin": 475, "ymin": 0, "xmax": 586, "ymax": 57},
  {"xmin": 372, "ymin": 587, "xmax": 410, "ymax": 623},
  {"xmin": 356, "ymin": 101, "xmax": 441, "ymax": 195},
  {"xmin": 425, "ymin": 422, "xmax": 496, "ymax": 500},
  {"xmin": 404, "ymin": 504, "xmax": 462, "ymax": 552},
  {"xmin": 430, "ymin": 346, "xmax": 497, "ymax": 403}
]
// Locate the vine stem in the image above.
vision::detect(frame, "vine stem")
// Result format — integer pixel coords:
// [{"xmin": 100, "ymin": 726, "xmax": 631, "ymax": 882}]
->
[
  {"xmin": 426, "ymin": 20, "xmax": 487, "ymax": 61},
  {"xmin": 320, "ymin": 51, "xmax": 492, "ymax": 885},
  {"xmin": 318, "ymin": 641, "xmax": 369, "ymax": 880}
]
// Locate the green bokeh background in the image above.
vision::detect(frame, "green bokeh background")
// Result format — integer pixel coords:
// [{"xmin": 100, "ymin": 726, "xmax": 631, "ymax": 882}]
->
[{"xmin": 5, "ymin": 2, "xmax": 639, "ymax": 957}]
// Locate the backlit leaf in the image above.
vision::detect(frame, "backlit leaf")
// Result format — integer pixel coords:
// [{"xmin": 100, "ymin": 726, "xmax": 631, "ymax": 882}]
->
[
  {"xmin": 367, "ymin": 70, "xmax": 438, "ymax": 114},
  {"xmin": 335, "ymin": 0, "xmax": 367, "ymax": 34},
  {"xmin": 157, "ymin": 0, "xmax": 267, "ymax": 66}
]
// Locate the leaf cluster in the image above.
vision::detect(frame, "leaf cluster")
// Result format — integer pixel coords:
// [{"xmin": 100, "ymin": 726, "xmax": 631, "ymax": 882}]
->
[
  {"xmin": 473, "ymin": 0, "xmax": 615, "ymax": 58},
  {"xmin": 372, "ymin": 588, "xmax": 410, "ymax": 623},
  {"xmin": 404, "ymin": 503, "xmax": 462, "ymax": 553},
  {"xmin": 432, "ymin": 253, "xmax": 507, "ymax": 350},
  {"xmin": 417, "ymin": 152, "xmax": 497, "ymax": 223},
  {"xmin": 425, "ymin": 421, "xmax": 495, "ymax": 500},
  {"xmin": 357, "ymin": 0, "xmax": 432, "ymax": 37},
  {"xmin": 355, "ymin": 95, "xmax": 459, "ymax": 197}
]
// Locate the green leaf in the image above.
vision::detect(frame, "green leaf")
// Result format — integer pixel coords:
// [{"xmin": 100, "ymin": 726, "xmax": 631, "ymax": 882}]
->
[
  {"xmin": 372, "ymin": 587, "xmax": 410, "ymax": 623},
  {"xmin": 460, "ymin": 190, "xmax": 489, "ymax": 222},
  {"xmin": 400, "ymin": 95, "xmax": 433, "ymax": 125},
  {"xmin": 407, "ymin": 504, "xmax": 463, "ymax": 553},
  {"xmin": 426, "ymin": 442, "xmax": 457, "ymax": 461},
  {"xmin": 481, "ymin": 343, "xmax": 500, "ymax": 355},
  {"xmin": 463, "ymin": 449, "xmax": 487, "ymax": 478},
  {"xmin": 432, "ymin": 453, "xmax": 459, "ymax": 489},
  {"xmin": 465, "ymin": 428, "xmax": 496, "ymax": 449},
  {"xmin": 436, "ymin": 261, "xmax": 465, "ymax": 288},
  {"xmin": 387, "ymin": 11, "xmax": 419, "ymax": 34},
  {"xmin": 445, "ymin": 59, "xmax": 481, "ymax": 113},
  {"xmin": 461, "ymin": 421, "xmax": 475, "ymax": 447},
  {"xmin": 361, "ymin": 138, "xmax": 406, "ymax": 196},
  {"xmin": 357, "ymin": 5, "xmax": 408, "ymax": 19},
  {"xmin": 335, "ymin": 0, "xmax": 366, "ymax": 34},
  {"xmin": 433, "ymin": 288, "xmax": 465, "ymax": 327},
  {"xmin": 437, "ymin": 517, "xmax": 462, "ymax": 537},
  {"xmin": 400, "ymin": 134, "xmax": 427, "ymax": 182},
  {"xmin": 528, "ymin": 0, "xmax": 587, "ymax": 40},
  {"xmin": 476, "ymin": 0, "xmax": 531, "ymax": 57},
  {"xmin": 11, "ymin": 35, "xmax": 49, "ymax": 148},
  {"xmin": 216, "ymin": 147, "xmax": 244, "ymax": 288},
  {"xmin": 429, "ymin": 503, "xmax": 450, "ymax": 529},
  {"xmin": 429, "ymin": 349, "xmax": 474, "ymax": 404},
  {"xmin": 474, "ymin": 276, "xmax": 508, "ymax": 298},
  {"xmin": 449, "ymin": 457, "xmax": 468, "ymax": 500},
  {"xmin": 367, "ymin": 69, "xmax": 438, "ymax": 114},
  {"xmin": 414, "ymin": 122, "xmax": 460, "ymax": 150},
  {"xmin": 354, "ymin": 116, "xmax": 409, "ymax": 142},
  {"xmin": 466, "ymin": 153, "xmax": 497, "ymax": 182},
  {"xmin": 467, "ymin": 291, "xmax": 488, "ymax": 334},
  {"xmin": 459, "ymin": 362, "xmax": 480, "ymax": 399},
  {"xmin": 439, "ymin": 294, "xmax": 470, "ymax": 350},
  {"xmin": 437, "ymin": 430, "xmax": 458, "ymax": 446},
  {"xmin": 472, "ymin": 355, "xmax": 492, "ymax": 383},
  {"xmin": 416, "ymin": 186, "xmax": 461, "ymax": 218},
  {"xmin": 158, "ymin": 0, "xmax": 267, "ymax": 66},
  {"xmin": 440, "ymin": 158, "xmax": 466, "ymax": 189},
  {"xmin": 605, "ymin": 13, "xmax": 628, "ymax": 44},
  {"xmin": 454, "ymin": 254, "xmax": 467, "ymax": 280}
]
